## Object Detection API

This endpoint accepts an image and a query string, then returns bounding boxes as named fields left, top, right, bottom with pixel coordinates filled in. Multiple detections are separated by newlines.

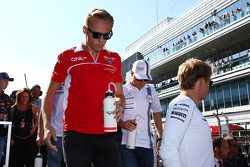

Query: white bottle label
left=103, top=96, right=117, bottom=132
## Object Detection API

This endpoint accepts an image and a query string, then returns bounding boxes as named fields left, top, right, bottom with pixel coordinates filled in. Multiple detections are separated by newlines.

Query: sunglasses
left=135, top=78, right=148, bottom=82
left=87, top=28, right=113, bottom=40
left=209, top=80, right=213, bottom=87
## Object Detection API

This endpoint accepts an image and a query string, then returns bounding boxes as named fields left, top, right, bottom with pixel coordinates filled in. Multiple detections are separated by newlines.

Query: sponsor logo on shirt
left=104, top=56, right=115, bottom=64
left=178, top=103, right=190, bottom=108
left=71, top=56, right=87, bottom=62
left=173, top=107, right=188, bottom=112
left=170, top=116, right=184, bottom=122
left=202, top=118, right=207, bottom=122
left=171, top=111, right=187, bottom=118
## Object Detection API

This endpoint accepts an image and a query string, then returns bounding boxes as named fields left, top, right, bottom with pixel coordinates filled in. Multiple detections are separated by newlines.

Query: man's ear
left=83, top=26, right=87, bottom=35
left=130, top=70, right=133, bottom=76
left=214, top=146, right=220, bottom=154
left=195, top=78, right=202, bottom=88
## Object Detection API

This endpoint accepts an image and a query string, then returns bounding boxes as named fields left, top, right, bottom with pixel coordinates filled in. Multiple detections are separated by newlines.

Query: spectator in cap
left=0, top=72, right=14, bottom=163
left=0, top=72, right=14, bottom=82
left=119, top=59, right=163, bottom=167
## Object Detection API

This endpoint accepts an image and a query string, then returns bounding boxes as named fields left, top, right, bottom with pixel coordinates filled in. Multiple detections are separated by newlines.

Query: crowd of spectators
left=156, top=48, right=250, bottom=94
left=146, top=1, right=250, bottom=65
left=170, top=5, right=249, bottom=52
left=0, top=72, right=48, bottom=167
left=213, top=135, right=249, bottom=167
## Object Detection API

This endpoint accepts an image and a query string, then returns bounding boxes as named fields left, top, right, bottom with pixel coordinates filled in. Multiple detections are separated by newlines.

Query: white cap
left=132, top=60, right=152, bottom=80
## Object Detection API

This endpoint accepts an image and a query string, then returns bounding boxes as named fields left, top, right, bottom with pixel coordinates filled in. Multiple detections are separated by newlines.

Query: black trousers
left=9, top=134, right=37, bottom=167
left=63, top=131, right=122, bottom=167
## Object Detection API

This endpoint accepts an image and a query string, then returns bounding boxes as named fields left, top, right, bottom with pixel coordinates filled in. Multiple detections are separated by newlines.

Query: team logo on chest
left=104, top=56, right=115, bottom=64
left=127, top=91, right=133, bottom=97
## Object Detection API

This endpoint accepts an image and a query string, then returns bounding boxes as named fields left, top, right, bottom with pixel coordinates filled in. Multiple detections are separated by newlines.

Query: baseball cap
left=132, top=60, right=152, bottom=81
left=0, top=72, right=14, bottom=81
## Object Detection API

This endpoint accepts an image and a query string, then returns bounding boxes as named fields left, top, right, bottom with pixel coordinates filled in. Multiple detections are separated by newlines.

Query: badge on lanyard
left=20, top=118, right=25, bottom=128
left=146, top=95, right=153, bottom=103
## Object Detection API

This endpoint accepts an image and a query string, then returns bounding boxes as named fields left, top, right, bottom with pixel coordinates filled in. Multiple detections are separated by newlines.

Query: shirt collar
left=127, top=82, right=149, bottom=91
left=74, top=43, right=84, bottom=53
left=74, top=43, right=108, bottom=53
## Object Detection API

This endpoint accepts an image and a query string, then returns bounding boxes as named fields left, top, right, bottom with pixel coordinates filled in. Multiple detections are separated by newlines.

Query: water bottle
left=34, top=153, right=43, bottom=167
left=34, top=147, right=43, bottom=167
left=103, top=85, right=117, bottom=132
left=126, top=129, right=137, bottom=149
left=126, top=116, right=140, bottom=149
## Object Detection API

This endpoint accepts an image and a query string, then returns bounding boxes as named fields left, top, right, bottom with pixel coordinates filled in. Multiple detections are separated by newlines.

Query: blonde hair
left=177, top=58, right=212, bottom=90
left=85, top=8, right=114, bottom=28
left=15, top=88, right=33, bottom=106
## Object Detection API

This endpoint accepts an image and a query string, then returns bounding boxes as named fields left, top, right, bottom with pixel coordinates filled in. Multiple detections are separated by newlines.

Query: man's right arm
left=42, top=80, right=61, bottom=151
left=160, top=99, right=194, bottom=167
left=36, top=111, right=44, bottom=146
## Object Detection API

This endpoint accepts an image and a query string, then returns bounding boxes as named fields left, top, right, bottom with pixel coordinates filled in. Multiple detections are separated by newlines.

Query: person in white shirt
left=160, top=58, right=214, bottom=167
left=119, top=60, right=163, bottom=167
left=32, top=84, right=47, bottom=167
left=31, top=84, right=42, bottom=114
left=47, top=84, right=65, bottom=167
left=37, top=84, right=65, bottom=167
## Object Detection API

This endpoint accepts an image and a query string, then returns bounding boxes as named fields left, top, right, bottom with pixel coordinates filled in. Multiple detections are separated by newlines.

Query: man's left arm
left=152, top=112, right=163, bottom=165
left=152, top=112, right=163, bottom=140
left=151, top=86, right=163, bottom=139
left=151, top=86, right=163, bottom=155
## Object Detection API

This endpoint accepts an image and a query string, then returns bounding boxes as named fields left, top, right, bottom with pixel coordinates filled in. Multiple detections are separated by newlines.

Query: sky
left=0, top=0, right=201, bottom=95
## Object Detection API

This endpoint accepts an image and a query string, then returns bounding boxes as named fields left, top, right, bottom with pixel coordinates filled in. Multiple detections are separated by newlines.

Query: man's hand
left=30, top=126, right=36, bottom=136
left=36, top=134, right=44, bottom=147
left=113, top=100, right=123, bottom=122
left=156, top=138, right=162, bottom=155
left=118, top=119, right=137, bottom=132
left=44, top=127, right=58, bottom=152
left=36, top=128, right=44, bottom=147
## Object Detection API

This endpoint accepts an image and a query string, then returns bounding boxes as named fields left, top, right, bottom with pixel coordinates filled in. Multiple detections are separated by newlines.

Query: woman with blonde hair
left=10, top=88, right=38, bottom=167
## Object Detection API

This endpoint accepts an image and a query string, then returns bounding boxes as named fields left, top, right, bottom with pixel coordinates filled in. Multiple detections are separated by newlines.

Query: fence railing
left=0, top=121, right=12, bottom=167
